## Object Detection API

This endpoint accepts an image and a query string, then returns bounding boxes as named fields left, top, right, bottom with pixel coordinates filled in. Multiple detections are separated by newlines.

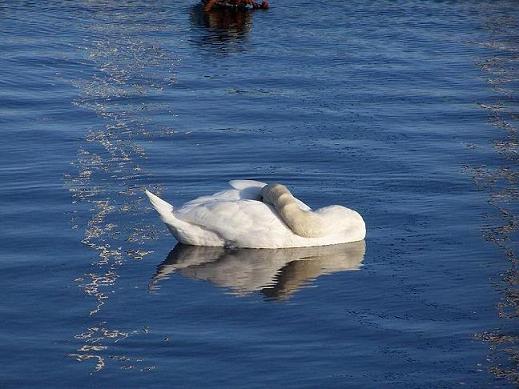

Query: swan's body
left=145, top=180, right=365, bottom=249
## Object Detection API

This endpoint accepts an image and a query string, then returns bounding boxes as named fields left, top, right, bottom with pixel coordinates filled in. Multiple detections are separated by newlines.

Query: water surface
left=1, top=1, right=518, bottom=387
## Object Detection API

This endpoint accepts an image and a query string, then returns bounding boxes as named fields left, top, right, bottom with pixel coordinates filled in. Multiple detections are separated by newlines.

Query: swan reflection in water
left=150, top=241, right=366, bottom=300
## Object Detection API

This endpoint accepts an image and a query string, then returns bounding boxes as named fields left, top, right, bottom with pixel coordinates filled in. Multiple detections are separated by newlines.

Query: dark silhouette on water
left=202, top=0, right=269, bottom=12
left=190, top=0, right=267, bottom=51
left=190, top=3, right=253, bottom=44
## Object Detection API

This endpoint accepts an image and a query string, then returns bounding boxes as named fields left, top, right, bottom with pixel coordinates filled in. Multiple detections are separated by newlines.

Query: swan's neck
left=260, top=183, right=326, bottom=238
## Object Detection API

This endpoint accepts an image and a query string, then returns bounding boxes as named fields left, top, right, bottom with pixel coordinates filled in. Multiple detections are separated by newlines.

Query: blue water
left=1, top=1, right=518, bottom=387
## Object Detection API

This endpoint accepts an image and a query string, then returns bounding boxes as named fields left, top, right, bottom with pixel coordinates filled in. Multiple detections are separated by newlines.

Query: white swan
left=145, top=180, right=366, bottom=249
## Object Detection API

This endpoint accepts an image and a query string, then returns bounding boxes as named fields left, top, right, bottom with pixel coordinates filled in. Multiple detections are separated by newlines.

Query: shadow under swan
left=150, top=241, right=366, bottom=300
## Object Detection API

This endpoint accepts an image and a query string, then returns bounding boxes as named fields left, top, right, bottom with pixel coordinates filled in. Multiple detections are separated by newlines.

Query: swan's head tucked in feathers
left=260, top=183, right=328, bottom=238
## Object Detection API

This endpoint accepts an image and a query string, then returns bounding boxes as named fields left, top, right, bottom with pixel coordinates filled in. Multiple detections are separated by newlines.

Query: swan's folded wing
left=228, top=179, right=267, bottom=190
left=181, top=181, right=266, bottom=211
left=176, top=200, right=289, bottom=246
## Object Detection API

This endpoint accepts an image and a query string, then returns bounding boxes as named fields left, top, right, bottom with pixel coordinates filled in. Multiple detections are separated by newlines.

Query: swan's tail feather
left=145, top=189, right=224, bottom=246
left=145, top=190, right=174, bottom=221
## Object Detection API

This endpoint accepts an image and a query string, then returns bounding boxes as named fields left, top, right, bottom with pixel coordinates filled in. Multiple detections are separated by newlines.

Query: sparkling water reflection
left=65, top=1, right=178, bottom=371
left=469, top=5, right=519, bottom=384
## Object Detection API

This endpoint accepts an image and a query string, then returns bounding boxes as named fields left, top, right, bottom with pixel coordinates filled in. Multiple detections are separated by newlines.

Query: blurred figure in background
left=203, top=0, right=269, bottom=12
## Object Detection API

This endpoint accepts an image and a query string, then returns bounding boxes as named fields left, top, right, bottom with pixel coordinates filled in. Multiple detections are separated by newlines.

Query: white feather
left=146, top=181, right=366, bottom=248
